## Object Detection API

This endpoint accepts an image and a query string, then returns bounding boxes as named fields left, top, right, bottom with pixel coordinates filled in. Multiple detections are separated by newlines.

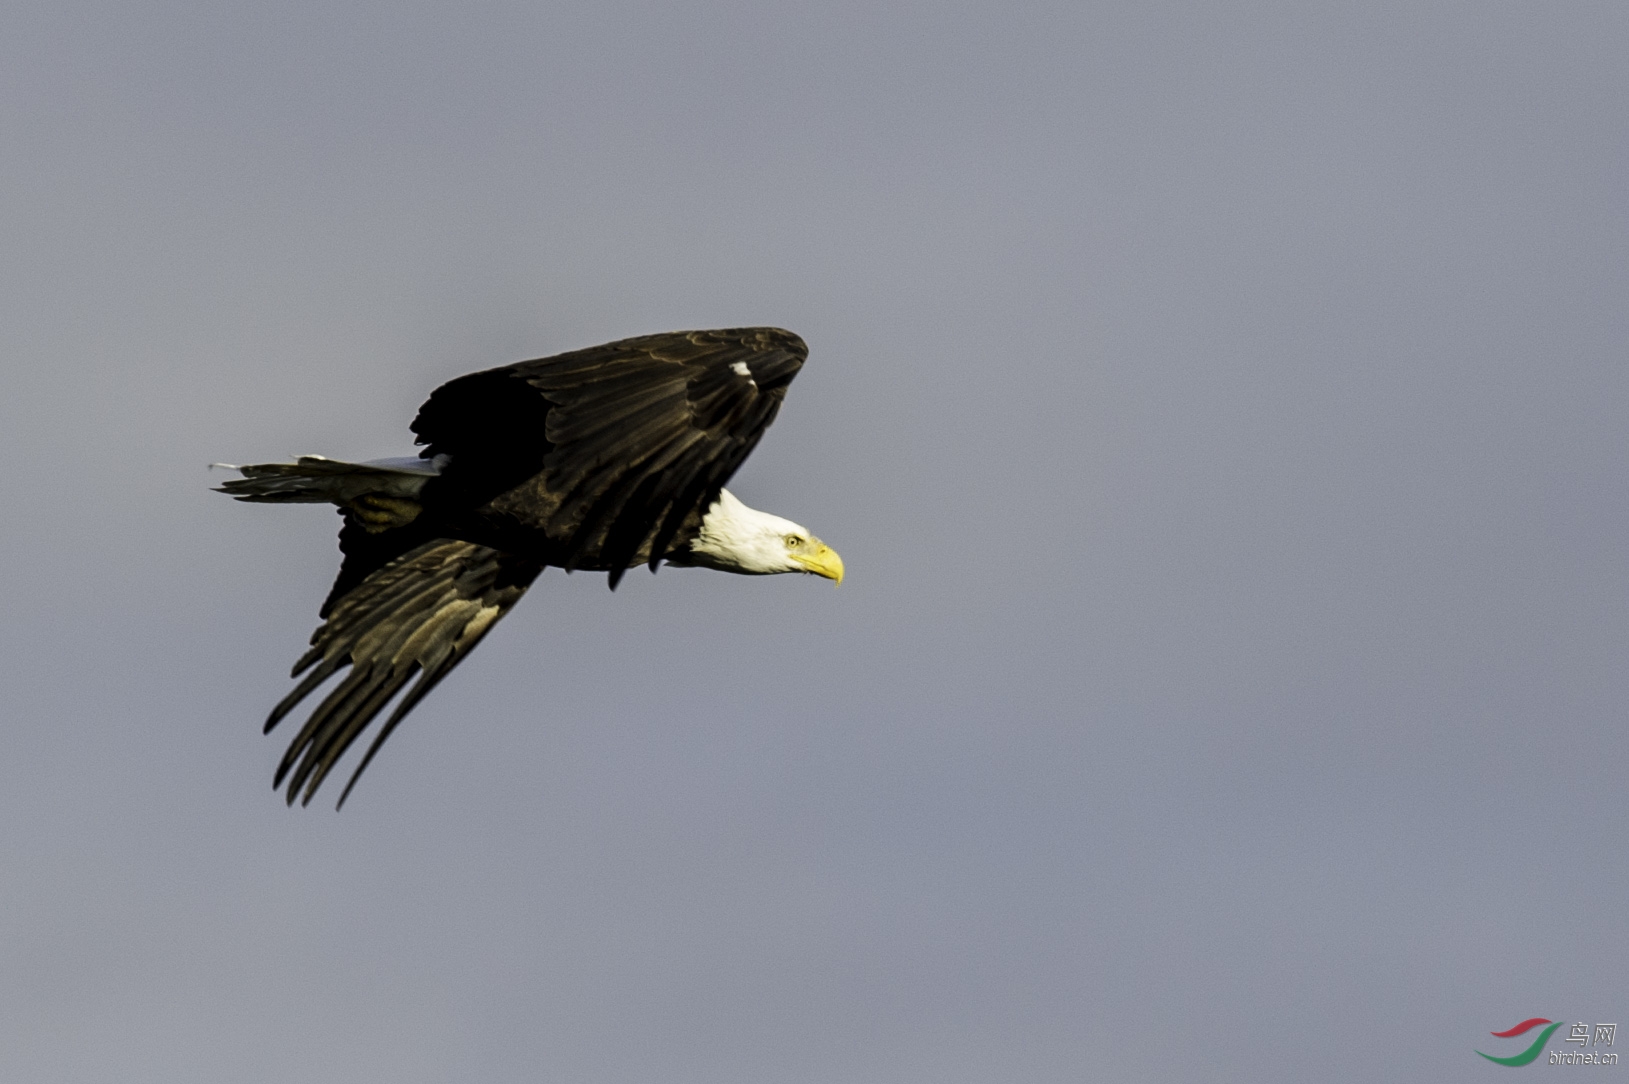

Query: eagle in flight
left=218, top=327, right=842, bottom=808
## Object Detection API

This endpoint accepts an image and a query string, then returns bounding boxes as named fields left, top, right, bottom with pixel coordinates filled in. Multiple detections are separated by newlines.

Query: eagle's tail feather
left=213, top=455, right=446, bottom=533
left=265, top=539, right=542, bottom=808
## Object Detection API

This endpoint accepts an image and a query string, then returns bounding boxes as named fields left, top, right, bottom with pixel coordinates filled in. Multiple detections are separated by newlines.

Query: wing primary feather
left=275, top=663, right=380, bottom=791
left=261, top=540, right=541, bottom=806
left=286, top=667, right=391, bottom=802
left=333, top=602, right=508, bottom=809
left=265, top=656, right=346, bottom=733
left=293, top=654, right=424, bottom=801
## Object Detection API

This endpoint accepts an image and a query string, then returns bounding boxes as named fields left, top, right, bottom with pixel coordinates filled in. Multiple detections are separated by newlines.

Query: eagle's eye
left=785, top=535, right=801, bottom=549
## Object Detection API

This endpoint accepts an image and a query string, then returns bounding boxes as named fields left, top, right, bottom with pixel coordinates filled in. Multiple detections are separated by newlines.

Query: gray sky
left=2, top=1, right=1625, bottom=1080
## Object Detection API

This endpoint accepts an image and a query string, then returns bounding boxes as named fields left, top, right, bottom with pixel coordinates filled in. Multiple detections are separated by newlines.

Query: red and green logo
left=1477, top=1019, right=1562, bottom=1066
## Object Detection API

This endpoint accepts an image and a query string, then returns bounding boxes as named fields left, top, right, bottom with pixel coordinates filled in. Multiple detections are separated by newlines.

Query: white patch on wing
left=730, top=361, right=753, bottom=379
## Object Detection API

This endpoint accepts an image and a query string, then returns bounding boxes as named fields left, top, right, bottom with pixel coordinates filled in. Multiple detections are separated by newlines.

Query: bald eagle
left=218, top=327, right=842, bottom=807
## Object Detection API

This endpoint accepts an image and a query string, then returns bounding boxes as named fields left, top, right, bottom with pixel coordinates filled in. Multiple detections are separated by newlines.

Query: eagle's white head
left=682, top=489, right=844, bottom=583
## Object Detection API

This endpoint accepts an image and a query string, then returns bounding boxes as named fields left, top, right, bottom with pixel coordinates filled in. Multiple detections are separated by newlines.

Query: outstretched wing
left=266, top=539, right=542, bottom=807
left=412, top=327, right=807, bottom=587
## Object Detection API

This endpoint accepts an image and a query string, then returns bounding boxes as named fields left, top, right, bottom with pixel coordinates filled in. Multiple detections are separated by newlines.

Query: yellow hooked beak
left=792, top=542, right=844, bottom=586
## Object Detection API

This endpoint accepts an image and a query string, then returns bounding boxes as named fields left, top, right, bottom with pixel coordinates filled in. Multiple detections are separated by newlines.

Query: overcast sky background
left=2, top=2, right=1625, bottom=1081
